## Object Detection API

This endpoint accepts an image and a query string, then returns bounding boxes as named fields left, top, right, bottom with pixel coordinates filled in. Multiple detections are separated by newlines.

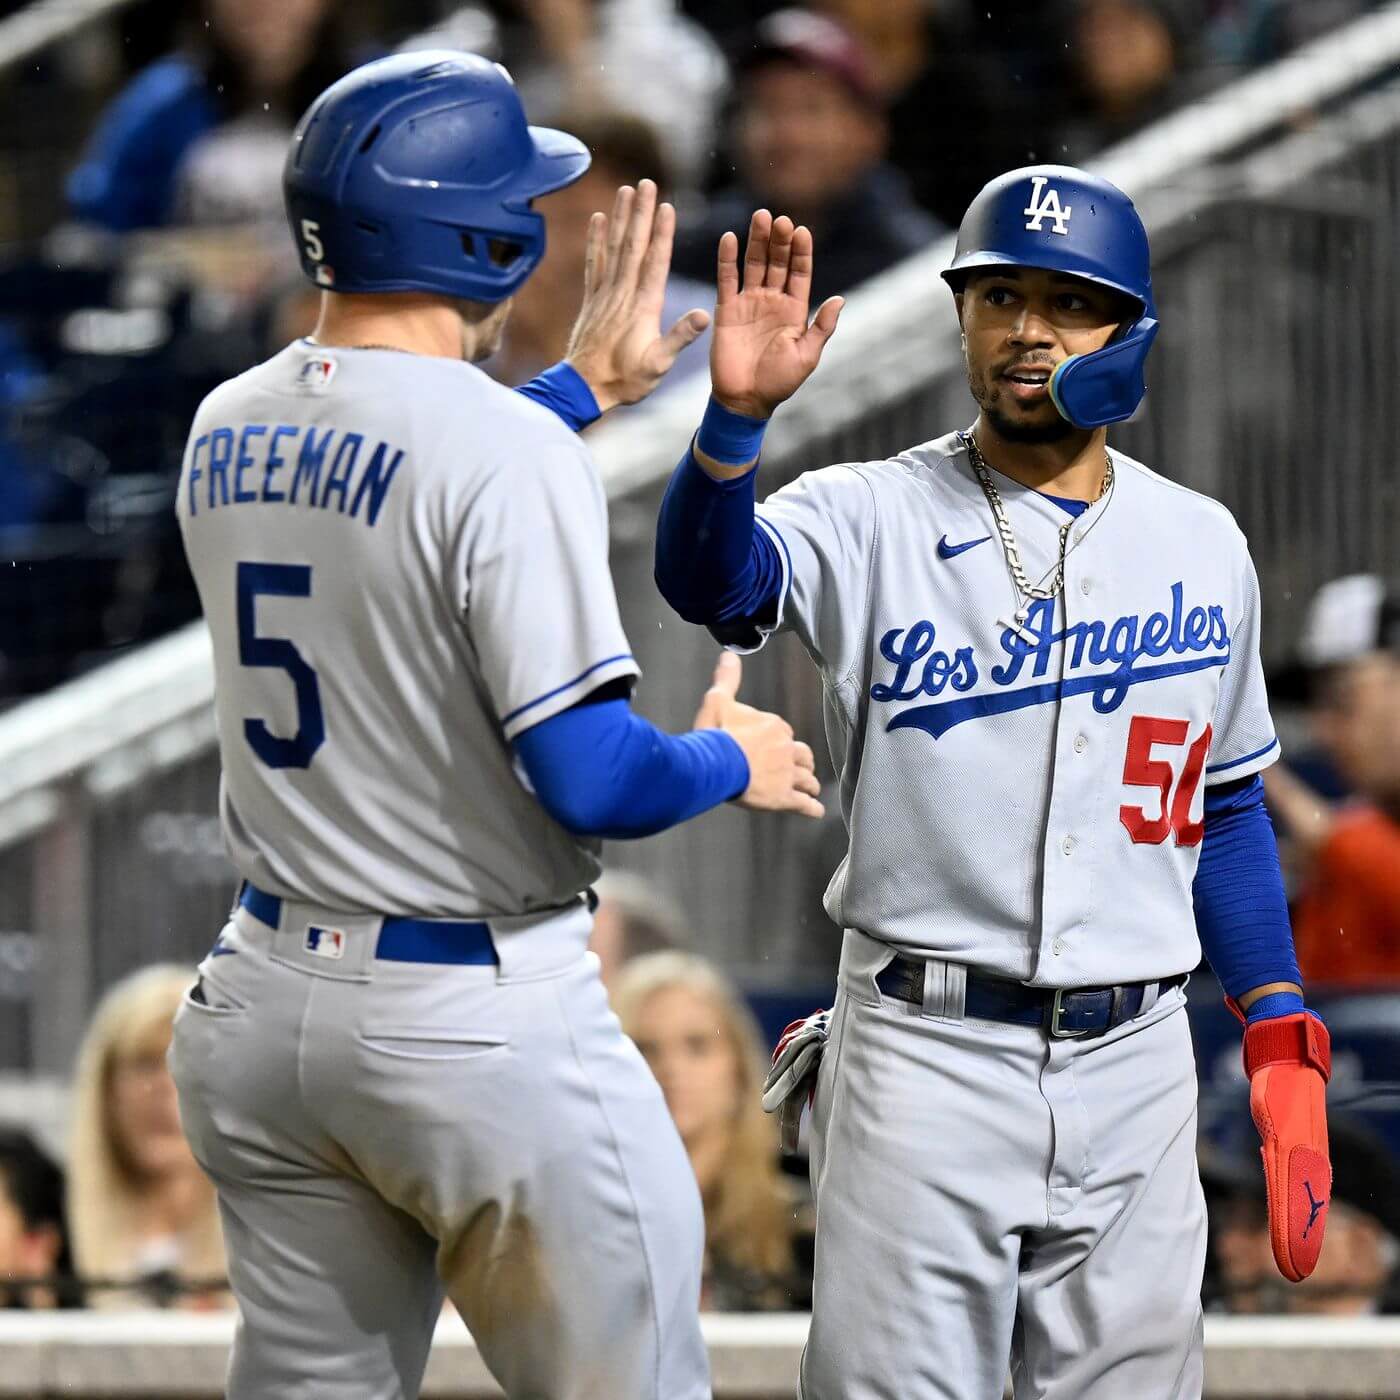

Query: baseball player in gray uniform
left=654, top=167, right=1333, bottom=1398
left=169, top=53, right=822, bottom=1400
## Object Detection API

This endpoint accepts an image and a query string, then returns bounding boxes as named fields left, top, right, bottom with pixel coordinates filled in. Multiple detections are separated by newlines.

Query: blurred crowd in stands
left=1, top=0, right=1398, bottom=1328
left=0, top=0, right=1389, bottom=700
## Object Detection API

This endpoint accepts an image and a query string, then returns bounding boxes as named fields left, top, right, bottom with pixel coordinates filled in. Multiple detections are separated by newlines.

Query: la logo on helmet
left=1024, top=176, right=1072, bottom=236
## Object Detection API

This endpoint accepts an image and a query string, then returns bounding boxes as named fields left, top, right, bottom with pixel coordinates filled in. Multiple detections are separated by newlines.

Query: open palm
left=565, top=179, right=710, bottom=413
left=711, top=211, right=844, bottom=420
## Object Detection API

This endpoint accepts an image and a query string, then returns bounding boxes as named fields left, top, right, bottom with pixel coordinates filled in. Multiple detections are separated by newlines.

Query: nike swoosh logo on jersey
left=937, top=534, right=991, bottom=559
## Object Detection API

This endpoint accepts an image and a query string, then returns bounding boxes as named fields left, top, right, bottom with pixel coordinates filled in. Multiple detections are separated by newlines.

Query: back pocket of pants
left=184, top=975, right=246, bottom=1016
left=357, top=1028, right=509, bottom=1062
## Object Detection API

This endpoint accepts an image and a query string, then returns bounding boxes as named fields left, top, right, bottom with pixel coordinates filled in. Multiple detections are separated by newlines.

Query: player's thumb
left=803, top=296, right=845, bottom=353
left=659, top=308, right=711, bottom=364
left=709, top=650, right=742, bottom=700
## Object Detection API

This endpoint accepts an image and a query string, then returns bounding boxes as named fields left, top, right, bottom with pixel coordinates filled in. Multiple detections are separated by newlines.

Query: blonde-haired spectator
left=613, top=952, right=813, bottom=1311
left=68, top=965, right=226, bottom=1308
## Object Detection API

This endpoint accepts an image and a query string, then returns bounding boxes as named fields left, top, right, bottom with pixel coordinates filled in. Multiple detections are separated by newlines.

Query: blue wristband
left=516, top=361, right=602, bottom=432
left=1245, top=990, right=1306, bottom=1022
left=695, top=395, right=769, bottom=466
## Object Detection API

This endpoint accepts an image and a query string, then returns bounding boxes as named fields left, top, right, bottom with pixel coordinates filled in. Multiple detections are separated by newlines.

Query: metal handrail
left=0, top=0, right=139, bottom=77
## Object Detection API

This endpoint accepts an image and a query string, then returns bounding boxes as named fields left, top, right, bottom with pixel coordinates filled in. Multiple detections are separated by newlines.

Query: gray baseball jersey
left=736, top=430, right=1277, bottom=985
left=176, top=340, right=640, bottom=917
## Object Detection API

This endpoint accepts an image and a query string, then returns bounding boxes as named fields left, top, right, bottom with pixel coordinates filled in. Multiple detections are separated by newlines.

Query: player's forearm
left=1192, top=777, right=1305, bottom=1009
left=513, top=698, right=748, bottom=839
left=654, top=445, right=784, bottom=627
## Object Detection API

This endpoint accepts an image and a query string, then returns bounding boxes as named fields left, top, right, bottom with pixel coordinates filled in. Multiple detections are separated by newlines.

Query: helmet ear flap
left=1048, top=318, right=1159, bottom=429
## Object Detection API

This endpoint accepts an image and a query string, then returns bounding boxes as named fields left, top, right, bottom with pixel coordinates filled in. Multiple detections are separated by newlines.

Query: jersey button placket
left=1030, top=504, right=1096, bottom=986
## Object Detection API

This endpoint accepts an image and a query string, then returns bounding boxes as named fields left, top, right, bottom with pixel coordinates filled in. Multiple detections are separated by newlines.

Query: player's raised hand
left=565, top=178, right=711, bottom=413
left=694, top=652, right=824, bottom=819
left=710, top=211, right=844, bottom=420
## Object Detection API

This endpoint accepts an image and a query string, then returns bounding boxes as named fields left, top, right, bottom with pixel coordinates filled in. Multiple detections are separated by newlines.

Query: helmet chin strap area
left=1048, top=317, right=1159, bottom=430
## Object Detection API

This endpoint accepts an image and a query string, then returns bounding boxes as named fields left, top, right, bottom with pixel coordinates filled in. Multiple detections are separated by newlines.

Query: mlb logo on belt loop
left=304, top=926, right=346, bottom=959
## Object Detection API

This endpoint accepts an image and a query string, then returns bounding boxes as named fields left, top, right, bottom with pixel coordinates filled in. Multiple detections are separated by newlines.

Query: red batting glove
left=1230, top=1000, right=1332, bottom=1281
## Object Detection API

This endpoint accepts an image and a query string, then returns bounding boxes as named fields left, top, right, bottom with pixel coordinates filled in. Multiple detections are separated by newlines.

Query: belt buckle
left=1049, top=987, right=1091, bottom=1039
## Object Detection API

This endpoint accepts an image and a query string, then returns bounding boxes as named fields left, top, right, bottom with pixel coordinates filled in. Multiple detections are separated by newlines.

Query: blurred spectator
left=68, top=965, right=226, bottom=1309
left=1203, top=0, right=1382, bottom=68
left=588, top=870, right=691, bottom=994
left=66, top=0, right=363, bottom=235
left=672, top=10, right=944, bottom=305
left=1053, top=0, right=1202, bottom=162
left=0, top=1129, right=74, bottom=1309
left=812, top=0, right=1051, bottom=227
left=613, top=952, right=813, bottom=1311
left=489, top=109, right=711, bottom=393
left=423, top=0, right=729, bottom=191
left=1264, top=576, right=1400, bottom=987
left=1207, top=1119, right=1400, bottom=1314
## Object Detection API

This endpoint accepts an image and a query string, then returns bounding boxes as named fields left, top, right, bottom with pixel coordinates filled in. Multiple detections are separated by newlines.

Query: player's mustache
left=998, top=357, right=1058, bottom=376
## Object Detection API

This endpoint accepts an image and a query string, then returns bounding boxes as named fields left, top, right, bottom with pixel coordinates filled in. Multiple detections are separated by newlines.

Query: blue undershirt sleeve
left=1192, top=775, right=1303, bottom=1003
left=654, top=447, right=784, bottom=631
left=512, top=697, right=749, bottom=840
left=514, top=361, right=602, bottom=433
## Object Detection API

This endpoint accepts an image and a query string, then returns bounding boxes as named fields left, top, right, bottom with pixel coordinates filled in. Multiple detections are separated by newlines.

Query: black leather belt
left=874, top=955, right=1187, bottom=1039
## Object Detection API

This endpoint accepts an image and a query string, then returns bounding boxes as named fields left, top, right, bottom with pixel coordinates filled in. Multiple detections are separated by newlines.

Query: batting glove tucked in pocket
left=762, top=1008, right=831, bottom=1155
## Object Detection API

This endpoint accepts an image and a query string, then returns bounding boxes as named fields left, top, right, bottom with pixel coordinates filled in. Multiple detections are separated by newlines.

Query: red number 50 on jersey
left=1119, top=715, right=1213, bottom=847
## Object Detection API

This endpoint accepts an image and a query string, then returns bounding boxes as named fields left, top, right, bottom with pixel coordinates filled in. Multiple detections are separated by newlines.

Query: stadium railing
left=1, top=8, right=1399, bottom=1070
left=0, top=0, right=138, bottom=76
left=1, top=1312, right=1398, bottom=1398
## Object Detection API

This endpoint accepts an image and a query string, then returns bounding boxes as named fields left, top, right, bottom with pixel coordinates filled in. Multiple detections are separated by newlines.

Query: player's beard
left=969, top=367, right=1076, bottom=444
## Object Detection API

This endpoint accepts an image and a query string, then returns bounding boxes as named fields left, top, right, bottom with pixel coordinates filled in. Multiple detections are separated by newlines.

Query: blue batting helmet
left=941, top=165, right=1158, bottom=429
left=283, top=51, right=590, bottom=302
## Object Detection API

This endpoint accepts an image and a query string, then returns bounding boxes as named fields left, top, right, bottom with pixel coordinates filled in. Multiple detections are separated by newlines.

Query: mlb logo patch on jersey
left=297, top=353, right=338, bottom=392
left=314, top=264, right=335, bottom=288
left=304, top=925, right=346, bottom=959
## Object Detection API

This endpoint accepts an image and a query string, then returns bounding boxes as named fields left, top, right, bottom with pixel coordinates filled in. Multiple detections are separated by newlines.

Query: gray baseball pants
left=170, top=898, right=710, bottom=1400
left=800, top=929, right=1206, bottom=1400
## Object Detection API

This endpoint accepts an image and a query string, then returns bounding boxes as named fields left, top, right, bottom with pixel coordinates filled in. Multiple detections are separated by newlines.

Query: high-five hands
left=694, top=652, right=824, bottom=819
left=565, top=178, right=710, bottom=412
left=710, top=211, right=845, bottom=420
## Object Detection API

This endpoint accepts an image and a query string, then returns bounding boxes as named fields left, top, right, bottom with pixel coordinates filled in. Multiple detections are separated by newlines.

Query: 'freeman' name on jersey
left=184, top=422, right=405, bottom=527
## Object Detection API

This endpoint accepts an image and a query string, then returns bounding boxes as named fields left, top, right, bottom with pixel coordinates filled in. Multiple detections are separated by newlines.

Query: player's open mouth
left=1001, top=367, right=1053, bottom=402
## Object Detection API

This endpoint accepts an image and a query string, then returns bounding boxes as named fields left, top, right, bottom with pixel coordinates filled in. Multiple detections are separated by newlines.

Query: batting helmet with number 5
left=283, top=51, right=590, bottom=303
